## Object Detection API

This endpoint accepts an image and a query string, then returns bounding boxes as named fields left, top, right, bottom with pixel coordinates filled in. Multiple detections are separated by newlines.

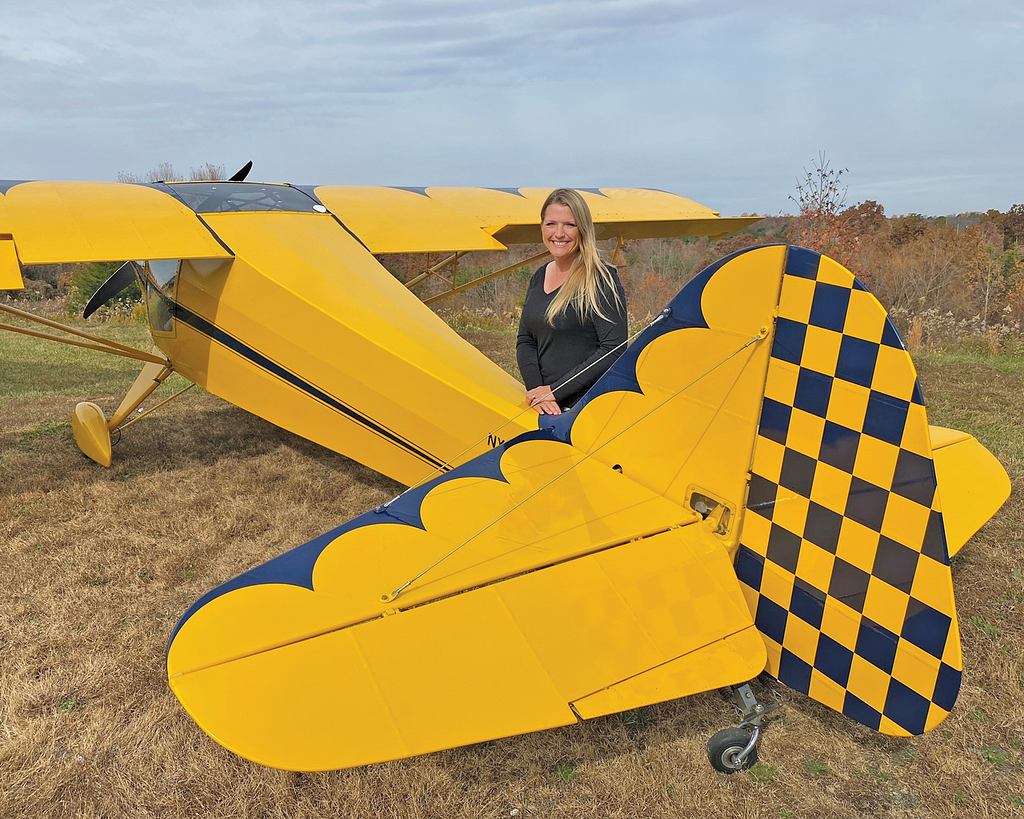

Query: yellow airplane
left=0, top=178, right=1009, bottom=773
left=0, top=174, right=756, bottom=485
left=165, top=246, right=1007, bottom=774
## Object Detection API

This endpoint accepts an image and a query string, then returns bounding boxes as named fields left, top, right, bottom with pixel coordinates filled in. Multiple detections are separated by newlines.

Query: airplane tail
left=552, top=244, right=1009, bottom=735
left=734, top=247, right=969, bottom=735
left=164, top=244, right=1009, bottom=770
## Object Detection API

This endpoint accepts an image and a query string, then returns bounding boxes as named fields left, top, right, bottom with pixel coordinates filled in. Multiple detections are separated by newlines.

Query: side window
left=150, top=260, right=179, bottom=294
left=141, top=261, right=179, bottom=334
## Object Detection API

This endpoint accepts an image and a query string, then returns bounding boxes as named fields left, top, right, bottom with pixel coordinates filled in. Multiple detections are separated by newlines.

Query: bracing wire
left=378, top=308, right=672, bottom=511
left=382, top=325, right=768, bottom=602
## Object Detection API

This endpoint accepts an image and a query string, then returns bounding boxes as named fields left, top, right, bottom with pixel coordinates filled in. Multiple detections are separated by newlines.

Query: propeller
left=83, top=261, right=138, bottom=319
left=229, top=160, right=253, bottom=182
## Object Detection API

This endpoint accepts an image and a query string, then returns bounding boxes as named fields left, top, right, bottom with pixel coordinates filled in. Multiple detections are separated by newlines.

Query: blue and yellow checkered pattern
left=735, top=247, right=962, bottom=736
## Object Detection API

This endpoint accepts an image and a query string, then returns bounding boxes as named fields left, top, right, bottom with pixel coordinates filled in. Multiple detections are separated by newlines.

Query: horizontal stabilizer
left=170, top=523, right=760, bottom=771
left=929, top=426, right=1011, bottom=557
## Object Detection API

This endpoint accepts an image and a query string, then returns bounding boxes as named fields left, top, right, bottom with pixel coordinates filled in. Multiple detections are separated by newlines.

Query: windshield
left=168, top=182, right=322, bottom=214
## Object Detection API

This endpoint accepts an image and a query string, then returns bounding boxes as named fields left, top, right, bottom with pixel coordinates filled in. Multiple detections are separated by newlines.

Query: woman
left=517, top=188, right=627, bottom=415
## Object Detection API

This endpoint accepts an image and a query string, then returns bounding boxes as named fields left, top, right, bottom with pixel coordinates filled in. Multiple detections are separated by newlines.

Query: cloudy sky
left=1, top=1, right=1020, bottom=216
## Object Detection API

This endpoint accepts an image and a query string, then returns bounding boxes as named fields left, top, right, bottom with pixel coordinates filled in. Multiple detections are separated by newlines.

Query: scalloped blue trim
left=167, top=428, right=556, bottom=651
left=547, top=245, right=776, bottom=445
left=168, top=245, right=777, bottom=653
left=0, top=180, right=31, bottom=195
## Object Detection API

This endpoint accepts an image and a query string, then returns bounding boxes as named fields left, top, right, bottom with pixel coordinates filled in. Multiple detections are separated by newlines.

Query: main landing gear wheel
left=707, top=727, right=758, bottom=774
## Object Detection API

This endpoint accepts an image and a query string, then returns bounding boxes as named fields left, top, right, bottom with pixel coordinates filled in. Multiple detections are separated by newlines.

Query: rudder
left=736, top=247, right=962, bottom=736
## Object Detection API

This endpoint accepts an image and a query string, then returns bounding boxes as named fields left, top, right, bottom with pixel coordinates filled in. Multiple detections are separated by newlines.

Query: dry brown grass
left=2, top=327, right=1023, bottom=818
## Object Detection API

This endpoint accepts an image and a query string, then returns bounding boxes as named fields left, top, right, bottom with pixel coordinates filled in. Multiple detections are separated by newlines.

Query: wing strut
left=0, top=302, right=168, bottom=365
left=416, top=250, right=552, bottom=305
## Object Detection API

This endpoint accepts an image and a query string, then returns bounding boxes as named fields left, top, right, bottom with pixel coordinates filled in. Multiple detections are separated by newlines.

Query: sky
left=1, top=1, right=1021, bottom=217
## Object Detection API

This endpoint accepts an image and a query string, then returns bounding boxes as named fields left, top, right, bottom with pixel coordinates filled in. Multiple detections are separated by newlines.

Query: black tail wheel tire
left=707, top=727, right=757, bottom=774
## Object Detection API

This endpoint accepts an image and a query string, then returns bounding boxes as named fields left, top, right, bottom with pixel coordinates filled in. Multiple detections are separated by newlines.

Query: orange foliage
left=786, top=154, right=860, bottom=274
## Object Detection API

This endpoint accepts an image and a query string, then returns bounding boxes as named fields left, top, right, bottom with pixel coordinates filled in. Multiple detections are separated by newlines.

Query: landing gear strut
left=707, top=682, right=779, bottom=774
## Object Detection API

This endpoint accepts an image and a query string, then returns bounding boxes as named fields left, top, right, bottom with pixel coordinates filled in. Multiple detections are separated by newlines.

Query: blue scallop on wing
left=561, top=246, right=773, bottom=432
left=167, top=428, right=558, bottom=650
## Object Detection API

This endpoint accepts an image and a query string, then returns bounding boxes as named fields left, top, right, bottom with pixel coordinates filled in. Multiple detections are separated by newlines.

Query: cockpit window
left=144, top=278, right=174, bottom=334
left=150, top=259, right=179, bottom=291
left=137, top=260, right=178, bottom=334
left=168, top=182, right=322, bottom=214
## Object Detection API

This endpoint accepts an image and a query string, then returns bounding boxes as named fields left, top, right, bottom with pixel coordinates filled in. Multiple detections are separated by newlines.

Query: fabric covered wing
left=0, top=181, right=232, bottom=264
left=312, top=186, right=759, bottom=252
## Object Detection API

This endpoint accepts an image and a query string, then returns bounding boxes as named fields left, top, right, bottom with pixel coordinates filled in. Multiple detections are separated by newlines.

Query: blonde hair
left=541, top=188, right=622, bottom=325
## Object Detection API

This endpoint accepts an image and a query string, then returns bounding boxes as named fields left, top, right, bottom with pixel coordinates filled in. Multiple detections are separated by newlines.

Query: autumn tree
left=787, top=153, right=857, bottom=268
left=889, top=214, right=928, bottom=247
left=1003, top=204, right=1024, bottom=250
left=841, top=200, right=887, bottom=236
left=869, top=223, right=1006, bottom=320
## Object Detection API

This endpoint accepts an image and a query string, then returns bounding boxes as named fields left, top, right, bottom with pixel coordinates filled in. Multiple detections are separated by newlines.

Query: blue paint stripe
left=169, top=299, right=447, bottom=471
left=0, top=180, right=32, bottom=195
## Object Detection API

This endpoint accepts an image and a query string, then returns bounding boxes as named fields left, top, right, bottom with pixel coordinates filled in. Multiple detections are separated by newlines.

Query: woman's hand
left=527, top=385, right=561, bottom=415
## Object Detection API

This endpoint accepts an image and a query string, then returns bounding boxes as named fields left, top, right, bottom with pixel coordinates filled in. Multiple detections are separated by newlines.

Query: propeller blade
left=83, top=262, right=137, bottom=319
left=229, top=161, right=253, bottom=182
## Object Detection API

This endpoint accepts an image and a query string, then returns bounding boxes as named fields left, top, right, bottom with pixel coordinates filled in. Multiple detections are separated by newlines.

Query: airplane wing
left=0, top=180, right=233, bottom=266
left=312, top=185, right=761, bottom=252
left=0, top=180, right=756, bottom=265
left=168, top=245, right=1010, bottom=770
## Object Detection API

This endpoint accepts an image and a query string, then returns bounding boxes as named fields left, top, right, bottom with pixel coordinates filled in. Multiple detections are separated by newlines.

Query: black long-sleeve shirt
left=516, top=264, right=628, bottom=408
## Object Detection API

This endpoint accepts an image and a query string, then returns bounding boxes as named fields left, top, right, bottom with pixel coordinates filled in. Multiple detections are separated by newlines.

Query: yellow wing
left=0, top=180, right=232, bottom=265
left=315, top=185, right=760, bottom=251
left=167, top=434, right=765, bottom=771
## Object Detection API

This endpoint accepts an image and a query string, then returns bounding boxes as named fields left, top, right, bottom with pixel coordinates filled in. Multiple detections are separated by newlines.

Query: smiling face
left=541, top=202, right=580, bottom=262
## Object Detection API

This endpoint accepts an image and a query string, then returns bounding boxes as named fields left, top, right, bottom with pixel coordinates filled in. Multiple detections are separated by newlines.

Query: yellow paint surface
left=0, top=234, right=23, bottom=290
left=0, top=181, right=230, bottom=264
left=930, top=426, right=1011, bottom=556
left=170, top=525, right=754, bottom=770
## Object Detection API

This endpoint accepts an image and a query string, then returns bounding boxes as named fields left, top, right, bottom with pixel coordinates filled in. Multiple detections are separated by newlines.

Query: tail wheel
left=707, top=727, right=757, bottom=774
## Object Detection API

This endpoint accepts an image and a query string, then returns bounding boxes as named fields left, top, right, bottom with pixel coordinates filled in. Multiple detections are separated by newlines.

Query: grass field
left=1, top=321, right=1022, bottom=818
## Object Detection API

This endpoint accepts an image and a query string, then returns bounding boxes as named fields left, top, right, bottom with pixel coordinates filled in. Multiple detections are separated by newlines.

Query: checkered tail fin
left=735, top=247, right=962, bottom=736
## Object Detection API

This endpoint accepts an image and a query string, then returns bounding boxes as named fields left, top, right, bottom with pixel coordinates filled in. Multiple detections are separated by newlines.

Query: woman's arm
left=516, top=324, right=543, bottom=391
left=516, top=269, right=545, bottom=390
